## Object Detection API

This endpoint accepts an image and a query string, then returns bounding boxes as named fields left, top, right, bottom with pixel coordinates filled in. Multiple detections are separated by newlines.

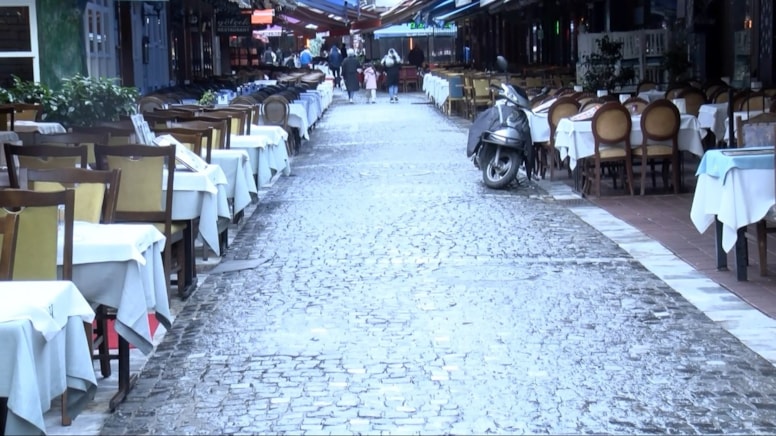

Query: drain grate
left=550, top=197, right=595, bottom=207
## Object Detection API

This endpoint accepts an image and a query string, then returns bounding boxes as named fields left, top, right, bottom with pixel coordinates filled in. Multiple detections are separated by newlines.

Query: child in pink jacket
left=363, top=63, right=378, bottom=104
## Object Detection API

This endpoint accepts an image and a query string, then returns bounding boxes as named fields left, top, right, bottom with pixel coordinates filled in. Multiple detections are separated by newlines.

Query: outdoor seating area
left=0, top=71, right=333, bottom=434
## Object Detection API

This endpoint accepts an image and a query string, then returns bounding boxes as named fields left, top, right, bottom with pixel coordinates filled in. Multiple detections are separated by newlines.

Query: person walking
left=381, top=48, right=402, bottom=103
left=362, top=62, right=378, bottom=104
left=327, top=45, right=344, bottom=88
left=340, top=48, right=361, bottom=103
left=299, top=46, right=313, bottom=68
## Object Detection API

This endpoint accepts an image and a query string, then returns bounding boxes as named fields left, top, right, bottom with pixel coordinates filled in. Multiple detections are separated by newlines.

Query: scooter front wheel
left=482, top=149, right=520, bottom=189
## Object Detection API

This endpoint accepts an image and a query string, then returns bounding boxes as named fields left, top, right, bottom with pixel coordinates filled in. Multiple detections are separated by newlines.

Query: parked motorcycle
left=467, top=57, right=535, bottom=189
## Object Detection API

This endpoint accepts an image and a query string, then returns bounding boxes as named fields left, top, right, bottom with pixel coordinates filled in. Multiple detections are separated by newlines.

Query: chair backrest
left=592, top=102, right=633, bottom=151
left=4, top=143, right=89, bottom=188
left=33, top=131, right=109, bottom=165
left=547, top=97, right=580, bottom=141
left=25, top=167, right=121, bottom=224
left=205, top=107, right=250, bottom=136
left=152, top=128, right=205, bottom=158
left=93, top=144, right=175, bottom=243
left=579, top=98, right=605, bottom=113
left=14, top=103, right=43, bottom=121
left=0, top=105, right=15, bottom=131
left=641, top=99, right=681, bottom=143
left=676, top=87, right=707, bottom=117
left=738, top=91, right=769, bottom=111
left=188, top=114, right=232, bottom=149
left=0, top=214, right=19, bottom=280
left=735, top=112, right=776, bottom=147
left=0, top=188, right=75, bottom=280
left=732, top=90, right=751, bottom=111
left=636, top=81, right=657, bottom=93
left=712, top=88, right=731, bottom=103
left=71, top=125, right=137, bottom=146
left=169, top=119, right=225, bottom=159
left=262, top=95, right=290, bottom=130
left=138, top=95, right=167, bottom=114
left=622, top=96, right=649, bottom=114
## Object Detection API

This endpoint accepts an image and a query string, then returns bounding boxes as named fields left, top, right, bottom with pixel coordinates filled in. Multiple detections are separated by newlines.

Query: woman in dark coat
left=381, top=48, right=402, bottom=103
left=340, top=48, right=361, bottom=103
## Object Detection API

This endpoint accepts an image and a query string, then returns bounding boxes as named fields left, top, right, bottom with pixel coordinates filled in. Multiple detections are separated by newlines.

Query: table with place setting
left=0, top=280, right=97, bottom=436
left=690, top=146, right=775, bottom=281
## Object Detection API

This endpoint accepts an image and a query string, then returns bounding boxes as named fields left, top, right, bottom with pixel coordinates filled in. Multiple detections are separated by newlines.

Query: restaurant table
left=521, top=109, right=551, bottom=143
left=210, top=149, right=257, bottom=215
left=231, top=127, right=291, bottom=188
left=12, top=121, right=66, bottom=134
left=0, top=281, right=96, bottom=436
left=165, top=164, right=230, bottom=257
left=60, top=221, right=170, bottom=409
left=637, top=89, right=666, bottom=102
left=697, top=103, right=767, bottom=141
left=554, top=113, right=707, bottom=170
left=690, top=146, right=775, bottom=281
left=316, top=82, right=333, bottom=110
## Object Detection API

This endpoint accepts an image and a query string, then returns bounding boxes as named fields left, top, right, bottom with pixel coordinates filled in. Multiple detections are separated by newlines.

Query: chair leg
left=640, top=155, right=648, bottom=196
left=625, top=160, right=635, bottom=196
left=757, top=220, right=768, bottom=276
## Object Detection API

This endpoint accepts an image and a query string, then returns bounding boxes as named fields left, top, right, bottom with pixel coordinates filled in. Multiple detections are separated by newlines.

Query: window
left=84, top=0, right=116, bottom=78
left=0, top=0, right=39, bottom=85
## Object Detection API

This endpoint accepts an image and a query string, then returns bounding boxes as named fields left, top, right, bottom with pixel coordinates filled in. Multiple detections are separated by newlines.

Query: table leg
left=0, top=397, right=7, bottom=435
left=108, top=335, right=137, bottom=412
left=715, top=218, right=728, bottom=271
left=735, top=227, right=748, bottom=281
left=177, top=219, right=197, bottom=299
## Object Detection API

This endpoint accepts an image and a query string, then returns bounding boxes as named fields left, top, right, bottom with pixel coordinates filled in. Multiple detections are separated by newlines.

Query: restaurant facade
left=0, top=0, right=773, bottom=92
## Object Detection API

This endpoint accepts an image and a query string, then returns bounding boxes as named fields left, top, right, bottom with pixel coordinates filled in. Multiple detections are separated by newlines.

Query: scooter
left=466, top=57, right=535, bottom=189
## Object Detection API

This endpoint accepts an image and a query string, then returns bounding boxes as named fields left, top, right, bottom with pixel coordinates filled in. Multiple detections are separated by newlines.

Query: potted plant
left=580, top=35, right=635, bottom=92
left=198, top=90, right=216, bottom=106
left=46, top=74, right=139, bottom=128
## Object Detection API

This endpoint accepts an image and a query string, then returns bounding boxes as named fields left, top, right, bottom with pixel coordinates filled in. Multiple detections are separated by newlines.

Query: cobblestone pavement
left=100, top=90, right=776, bottom=435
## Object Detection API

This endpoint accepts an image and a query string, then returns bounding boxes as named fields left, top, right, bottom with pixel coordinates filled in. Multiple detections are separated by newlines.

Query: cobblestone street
left=99, top=89, right=776, bottom=435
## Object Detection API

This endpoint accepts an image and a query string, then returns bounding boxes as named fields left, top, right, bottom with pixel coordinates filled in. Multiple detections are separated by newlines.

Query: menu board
left=153, top=134, right=209, bottom=172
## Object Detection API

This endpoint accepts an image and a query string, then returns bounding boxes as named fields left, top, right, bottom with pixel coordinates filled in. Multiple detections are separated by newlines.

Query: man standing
left=327, top=45, right=343, bottom=87
left=299, top=46, right=313, bottom=68
left=408, top=45, right=425, bottom=70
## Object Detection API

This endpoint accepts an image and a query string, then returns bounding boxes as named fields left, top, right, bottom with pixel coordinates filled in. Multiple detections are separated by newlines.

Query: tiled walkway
left=538, top=161, right=776, bottom=320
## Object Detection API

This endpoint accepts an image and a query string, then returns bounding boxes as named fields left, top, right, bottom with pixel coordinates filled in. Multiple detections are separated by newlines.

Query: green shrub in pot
left=46, top=74, right=139, bottom=127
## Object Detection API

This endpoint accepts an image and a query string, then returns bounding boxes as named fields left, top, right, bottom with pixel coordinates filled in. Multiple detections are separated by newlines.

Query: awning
left=373, top=22, right=456, bottom=38
left=434, top=0, right=479, bottom=23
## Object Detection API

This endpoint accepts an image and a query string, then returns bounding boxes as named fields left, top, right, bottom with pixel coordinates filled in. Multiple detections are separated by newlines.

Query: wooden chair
left=33, top=131, right=110, bottom=166
left=0, top=188, right=75, bottom=425
left=735, top=122, right=776, bottom=275
left=13, top=103, right=43, bottom=121
left=735, top=112, right=776, bottom=147
left=94, top=144, right=189, bottom=299
left=579, top=98, right=605, bottom=113
left=168, top=119, right=225, bottom=163
left=137, top=95, right=166, bottom=114
left=152, top=128, right=205, bottom=159
left=0, top=214, right=19, bottom=279
left=4, top=143, right=89, bottom=188
left=204, top=107, right=251, bottom=136
left=24, top=166, right=124, bottom=387
left=738, top=91, right=769, bottom=111
left=583, top=102, right=634, bottom=197
left=542, top=97, right=580, bottom=180
left=25, top=167, right=121, bottom=225
left=469, top=77, right=493, bottom=118
left=676, top=87, right=707, bottom=117
left=622, top=96, right=649, bottom=114
left=177, top=114, right=232, bottom=150
left=634, top=99, right=681, bottom=195
left=262, top=94, right=297, bottom=156
left=0, top=105, right=15, bottom=131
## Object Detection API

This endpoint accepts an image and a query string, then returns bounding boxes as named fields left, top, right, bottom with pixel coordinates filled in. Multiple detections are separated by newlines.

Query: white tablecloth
left=210, top=149, right=258, bottom=214
left=231, top=129, right=291, bottom=188
left=165, top=164, right=230, bottom=256
left=317, top=82, right=333, bottom=110
left=554, top=114, right=706, bottom=169
left=12, top=121, right=66, bottom=134
left=423, top=74, right=450, bottom=108
left=61, top=222, right=170, bottom=355
left=690, top=151, right=775, bottom=252
left=0, top=131, right=21, bottom=144
left=0, top=281, right=96, bottom=436
left=522, top=109, right=551, bottom=143
left=697, top=103, right=767, bottom=140
left=637, top=89, right=666, bottom=102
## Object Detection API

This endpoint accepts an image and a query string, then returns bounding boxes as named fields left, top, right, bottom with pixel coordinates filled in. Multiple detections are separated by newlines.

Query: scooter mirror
left=496, top=56, right=508, bottom=73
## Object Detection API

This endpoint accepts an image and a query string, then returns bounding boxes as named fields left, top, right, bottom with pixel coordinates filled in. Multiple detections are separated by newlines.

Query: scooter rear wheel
left=482, top=149, right=520, bottom=189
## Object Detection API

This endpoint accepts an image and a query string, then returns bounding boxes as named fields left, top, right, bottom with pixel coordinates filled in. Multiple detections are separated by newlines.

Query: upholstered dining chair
left=262, top=94, right=296, bottom=156
left=94, top=143, right=188, bottom=298
left=0, top=188, right=75, bottom=425
left=176, top=114, right=231, bottom=150
left=0, top=214, right=19, bottom=280
left=735, top=112, right=776, bottom=148
left=168, top=119, right=225, bottom=162
left=676, top=87, right=707, bottom=117
left=25, top=167, right=122, bottom=224
left=543, top=97, right=580, bottom=181
left=621, top=96, right=649, bottom=115
left=205, top=106, right=252, bottom=136
left=4, top=143, right=89, bottom=188
left=584, top=102, right=635, bottom=197
left=634, top=99, right=681, bottom=195
left=33, top=131, right=110, bottom=165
